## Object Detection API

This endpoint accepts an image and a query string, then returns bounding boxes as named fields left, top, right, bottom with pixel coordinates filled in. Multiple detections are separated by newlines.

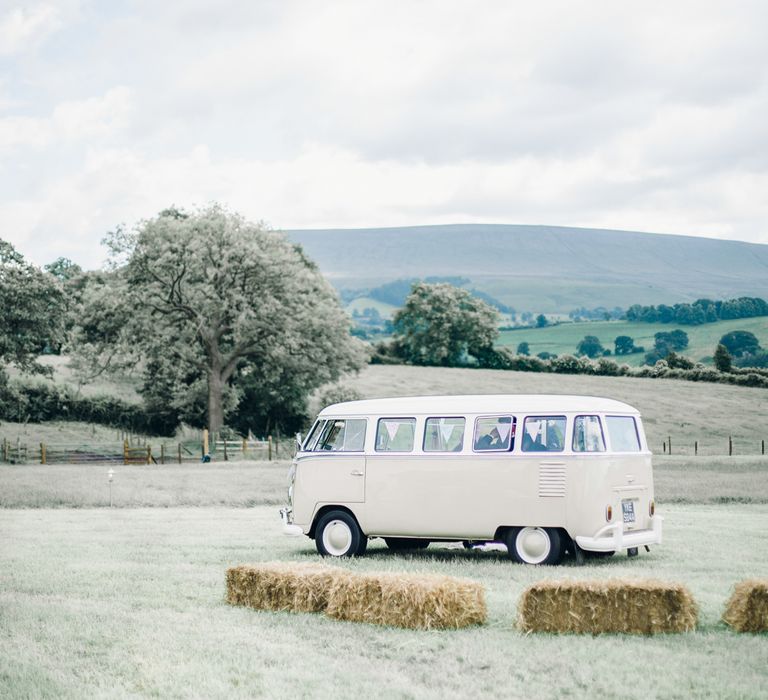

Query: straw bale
left=517, top=578, right=698, bottom=634
left=722, top=579, right=768, bottom=633
left=226, top=562, right=346, bottom=613
left=325, top=571, right=487, bottom=630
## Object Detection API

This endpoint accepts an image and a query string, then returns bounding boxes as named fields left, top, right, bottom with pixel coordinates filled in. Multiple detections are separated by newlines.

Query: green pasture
left=2, top=503, right=767, bottom=699
left=345, top=296, right=398, bottom=319
left=496, top=316, right=768, bottom=366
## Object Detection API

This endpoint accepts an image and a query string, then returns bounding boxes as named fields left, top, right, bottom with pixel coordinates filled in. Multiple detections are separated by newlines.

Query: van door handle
left=350, top=470, right=364, bottom=476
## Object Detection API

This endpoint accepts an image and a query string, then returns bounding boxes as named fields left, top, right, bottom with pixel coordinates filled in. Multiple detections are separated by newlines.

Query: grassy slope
left=2, top=504, right=767, bottom=699
left=348, top=365, right=768, bottom=456
left=497, top=316, right=768, bottom=366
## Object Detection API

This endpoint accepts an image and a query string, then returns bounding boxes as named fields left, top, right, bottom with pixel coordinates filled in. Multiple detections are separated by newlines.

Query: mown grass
left=496, top=316, right=768, bottom=366
left=349, top=365, right=768, bottom=456
left=1, top=504, right=767, bottom=699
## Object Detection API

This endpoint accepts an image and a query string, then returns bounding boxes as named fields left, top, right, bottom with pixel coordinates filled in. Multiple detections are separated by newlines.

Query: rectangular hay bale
left=325, top=571, right=487, bottom=630
left=518, top=578, right=698, bottom=634
left=226, top=562, right=346, bottom=613
left=722, top=579, right=768, bottom=633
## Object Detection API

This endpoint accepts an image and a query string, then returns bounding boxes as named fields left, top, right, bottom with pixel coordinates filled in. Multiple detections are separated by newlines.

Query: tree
left=516, top=342, right=530, bottom=356
left=576, top=335, right=604, bottom=359
left=713, top=344, right=732, bottom=372
left=614, top=335, right=636, bottom=355
left=535, top=314, right=548, bottom=328
left=393, top=282, right=499, bottom=366
left=71, top=205, right=367, bottom=433
left=719, top=330, right=761, bottom=358
left=0, top=240, right=64, bottom=375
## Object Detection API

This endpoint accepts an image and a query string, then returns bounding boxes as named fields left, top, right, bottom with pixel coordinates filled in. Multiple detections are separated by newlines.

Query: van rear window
left=376, top=418, right=416, bottom=452
left=605, top=416, right=641, bottom=452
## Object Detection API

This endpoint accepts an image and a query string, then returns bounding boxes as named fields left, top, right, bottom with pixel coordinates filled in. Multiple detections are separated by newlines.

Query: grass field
left=496, top=316, right=768, bottom=366
left=2, top=504, right=767, bottom=699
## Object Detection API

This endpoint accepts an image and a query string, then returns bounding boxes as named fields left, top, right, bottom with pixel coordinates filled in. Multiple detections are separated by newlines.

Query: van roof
left=319, top=394, right=640, bottom=417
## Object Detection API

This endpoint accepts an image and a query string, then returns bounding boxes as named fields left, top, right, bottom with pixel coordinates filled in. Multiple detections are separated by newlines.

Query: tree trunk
left=207, top=364, right=225, bottom=435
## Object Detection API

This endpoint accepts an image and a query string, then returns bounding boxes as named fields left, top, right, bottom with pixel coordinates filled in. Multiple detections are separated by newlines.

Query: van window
left=376, top=418, right=416, bottom=452
left=573, top=415, right=606, bottom=452
left=522, top=416, right=566, bottom=452
left=424, top=417, right=465, bottom=452
left=605, top=416, right=640, bottom=452
left=303, top=419, right=325, bottom=451
left=314, top=419, right=367, bottom=452
left=473, top=416, right=516, bottom=451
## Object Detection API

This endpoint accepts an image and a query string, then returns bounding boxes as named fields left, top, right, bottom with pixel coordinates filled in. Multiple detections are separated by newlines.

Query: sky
left=1, top=0, right=767, bottom=269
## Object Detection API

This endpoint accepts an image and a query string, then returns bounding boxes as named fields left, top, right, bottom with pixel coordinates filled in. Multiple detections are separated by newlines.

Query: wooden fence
left=0, top=434, right=284, bottom=465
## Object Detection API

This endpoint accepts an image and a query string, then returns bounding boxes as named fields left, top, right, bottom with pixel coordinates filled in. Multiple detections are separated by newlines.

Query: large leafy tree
left=0, top=240, right=64, bottom=375
left=393, top=282, right=498, bottom=366
left=719, top=330, right=761, bottom=358
left=71, top=205, right=367, bottom=433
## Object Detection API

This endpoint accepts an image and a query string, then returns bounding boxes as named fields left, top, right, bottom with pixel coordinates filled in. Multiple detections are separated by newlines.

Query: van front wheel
left=315, top=511, right=365, bottom=557
left=506, top=526, right=562, bottom=565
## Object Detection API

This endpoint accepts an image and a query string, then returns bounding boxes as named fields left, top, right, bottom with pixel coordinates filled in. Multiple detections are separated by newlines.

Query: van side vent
left=538, top=463, right=566, bottom=498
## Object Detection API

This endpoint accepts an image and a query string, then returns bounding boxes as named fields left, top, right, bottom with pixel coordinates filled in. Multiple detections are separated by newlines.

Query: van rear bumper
left=576, top=515, right=663, bottom=552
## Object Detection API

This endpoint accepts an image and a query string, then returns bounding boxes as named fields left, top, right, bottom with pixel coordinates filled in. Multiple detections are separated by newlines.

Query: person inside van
left=475, top=427, right=503, bottom=450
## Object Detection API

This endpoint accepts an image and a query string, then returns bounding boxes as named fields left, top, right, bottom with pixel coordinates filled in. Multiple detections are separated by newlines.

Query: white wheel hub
left=322, top=519, right=353, bottom=556
left=515, top=527, right=551, bottom=564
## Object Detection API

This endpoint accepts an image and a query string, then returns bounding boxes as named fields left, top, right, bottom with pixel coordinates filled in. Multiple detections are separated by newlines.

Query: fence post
left=160, top=444, right=165, bottom=465
left=268, top=435, right=272, bottom=461
left=662, top=441, right=666, bottom=454
left=178, top=443, right=182, bottom=464
left=694, top=440, right=698, bottom=456
left=242, top=437, right=247, bottom=455
left=223, top=439, right=228, bottom=462
left=123, top=439, right=129, bottom=465
left=203, top=429, right=209, bottom=458
left=763, top=439, right=765, bottom=456
left=729, top=436, right=733, bottom=456
left=668, top=436, right=672, bottom=456
left=146, top=446, right=151, bottom=464
left=40, top=442, right=46, bottom=464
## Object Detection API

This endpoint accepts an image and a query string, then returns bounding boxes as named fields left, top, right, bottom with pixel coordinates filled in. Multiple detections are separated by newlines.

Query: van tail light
left=649, top=500, right=655, bottom=517
left=606, top=505, right=613, bottom=522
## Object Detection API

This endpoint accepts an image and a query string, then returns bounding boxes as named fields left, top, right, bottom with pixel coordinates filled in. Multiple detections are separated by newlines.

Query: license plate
left=622, top=500, right=636, bottom=523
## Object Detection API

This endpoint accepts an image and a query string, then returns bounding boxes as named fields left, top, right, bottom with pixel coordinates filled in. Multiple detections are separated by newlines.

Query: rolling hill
left=287, top=224, right=768, bottom=314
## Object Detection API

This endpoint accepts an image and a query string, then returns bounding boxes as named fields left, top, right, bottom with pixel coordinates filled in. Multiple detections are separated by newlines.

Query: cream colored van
left=279, top=395, right=663, bottom=564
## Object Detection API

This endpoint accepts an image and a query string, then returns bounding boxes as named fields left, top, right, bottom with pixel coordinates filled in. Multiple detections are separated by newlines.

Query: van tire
left=506, top=526, right=562, bottom=565
left=384, top=538, right=430, bottom=551
left=315, top=510, right=365, bottom=557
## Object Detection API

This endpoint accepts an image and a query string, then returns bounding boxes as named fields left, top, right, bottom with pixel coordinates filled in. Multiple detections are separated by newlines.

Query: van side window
left=424, top=417, right=465, bottom=452
left=573, top=415, right=606, bottom=452
left=605, top=416, right=641, bottom=452
left=376, top=418, right=416, bottom=452
left=303, top=420, right=325, bottom=451
left=522, top=416, right=566, bottom=452
left=473, top=416, right=516, bottom=451
left=314, top=419, right=367, bottom=452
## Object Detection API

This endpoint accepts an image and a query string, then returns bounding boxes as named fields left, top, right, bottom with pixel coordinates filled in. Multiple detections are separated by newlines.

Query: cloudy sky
left=2, top=0, right=767, bottom=268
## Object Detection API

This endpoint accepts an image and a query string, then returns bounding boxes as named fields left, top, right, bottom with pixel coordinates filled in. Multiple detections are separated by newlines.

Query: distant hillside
left=286, top=224, right=768, bottom=314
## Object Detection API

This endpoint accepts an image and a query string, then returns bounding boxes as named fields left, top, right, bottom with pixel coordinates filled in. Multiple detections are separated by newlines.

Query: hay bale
left=226, top=562, right=345, bottom=613
left=325, top=571, right=487, bottom=630
left=722, top=579, right=768, bottom=633
left=517, top=578, right=698, bottom=634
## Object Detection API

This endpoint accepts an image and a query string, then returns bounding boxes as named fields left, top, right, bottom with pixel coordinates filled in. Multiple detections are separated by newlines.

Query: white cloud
left=0, top=4, right=61, bottom=55
left=0, top=86, right=133, bottom=150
